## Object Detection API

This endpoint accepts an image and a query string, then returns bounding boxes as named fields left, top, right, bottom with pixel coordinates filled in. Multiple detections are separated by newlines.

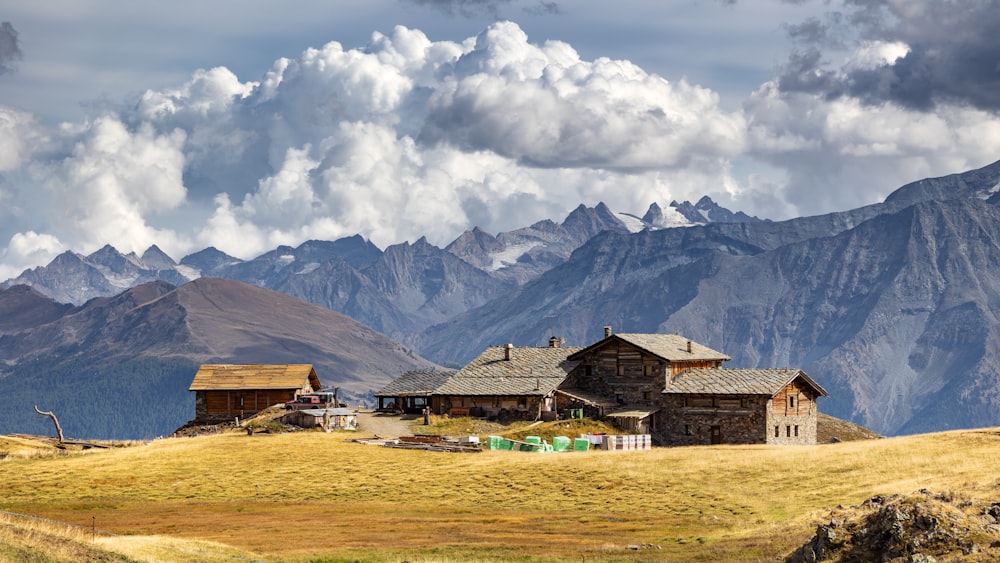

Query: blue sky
left=1, top=0, right=999, bottom=280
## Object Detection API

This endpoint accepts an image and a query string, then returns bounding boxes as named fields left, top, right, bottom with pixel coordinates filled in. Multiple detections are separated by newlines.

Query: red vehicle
left=285, top=393, right=331, bottom=410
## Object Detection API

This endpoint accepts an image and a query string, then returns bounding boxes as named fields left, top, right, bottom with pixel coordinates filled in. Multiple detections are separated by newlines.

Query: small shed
left=282, top=408, right=358, bottom=431
left=188, top=364, right=321, bottom=421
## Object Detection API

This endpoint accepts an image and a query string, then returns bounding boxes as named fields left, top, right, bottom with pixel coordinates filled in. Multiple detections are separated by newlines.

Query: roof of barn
left=188, top=364, right=321, bottom=391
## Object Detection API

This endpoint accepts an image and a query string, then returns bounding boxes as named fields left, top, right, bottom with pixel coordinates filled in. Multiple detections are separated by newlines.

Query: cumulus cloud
left=746, top=74, right=1000, bottom=216
left=0, top=22, right=21, bottom=75
left=776, top=0, right=1000, bottom=112
left=0, top=231, right=65, bottom=280
left=3, top=13, right=997, bottom=282
left=26, top=117, right=192, bottom=259
left=101, top=21, right=742, bottom=257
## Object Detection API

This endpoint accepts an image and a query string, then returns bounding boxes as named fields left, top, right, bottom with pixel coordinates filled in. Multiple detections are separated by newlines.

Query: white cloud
left=3, top=14, right=999, bottom=281
left=0, top=230, right=64, bottom=281
left=746, top=78, right=1000, bottom=216
left=36, top=116, right=191, bottom=256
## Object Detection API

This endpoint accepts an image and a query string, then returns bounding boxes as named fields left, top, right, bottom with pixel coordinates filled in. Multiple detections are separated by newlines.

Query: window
left=642, top=391, right=651, bottom=401
left=685, top=424, right=693, bottom=436
left=585, top=365, right=593, bottom=377
left=644, top=365, right=654, bottom=376
left=786, top=425, right=791, bottom=437
left=615, top=392, right=624, bottom=404
left=617, top=364, right=625, bottom=376
left=794, top=425, right=799, bottom=437
left=789, top=395, right=797, bottom=409
left=774, top=426, right=779, bottom=438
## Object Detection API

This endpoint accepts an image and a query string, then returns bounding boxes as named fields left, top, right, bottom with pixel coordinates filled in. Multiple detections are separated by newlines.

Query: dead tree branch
left=33, top=405, right=65, bottom=443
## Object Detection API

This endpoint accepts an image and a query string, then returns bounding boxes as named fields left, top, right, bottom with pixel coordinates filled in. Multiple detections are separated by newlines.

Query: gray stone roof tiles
left=662, top=368, right=827, bottom=396
left=375, top=370, right=456, bottom=396
left=568, top=333, right=730, bottom=363
left=434, top=345, right=583, bottom=396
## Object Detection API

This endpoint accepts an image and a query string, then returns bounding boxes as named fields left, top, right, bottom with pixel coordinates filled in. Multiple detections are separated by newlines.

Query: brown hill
left=0, top=278, right=439, bottom=439
left=0, top=285, right=74, bottom=334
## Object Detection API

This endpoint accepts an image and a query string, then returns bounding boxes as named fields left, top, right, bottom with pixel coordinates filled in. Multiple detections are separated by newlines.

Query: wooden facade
left=188, top=364, right=321, bottom=421
left=559, top=331, right=731, bottom=432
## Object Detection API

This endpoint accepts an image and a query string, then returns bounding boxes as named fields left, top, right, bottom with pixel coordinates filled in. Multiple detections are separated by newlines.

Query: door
left=710, top=425, right=722, bottom=444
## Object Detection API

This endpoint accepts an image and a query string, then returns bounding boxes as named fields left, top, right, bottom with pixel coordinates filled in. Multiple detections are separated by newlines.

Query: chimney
left=686, top=340, right=692, bottom=353
left=604, top=325, right=612, bottom=338
left=548, top=336, right=563, bottom=348
left=504, top=343, right=513, bottom=361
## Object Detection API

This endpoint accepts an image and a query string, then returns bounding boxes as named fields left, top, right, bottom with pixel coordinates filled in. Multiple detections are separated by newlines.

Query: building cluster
left=187, top=327, right=827, bottom=446
left=376, top=327, right=827, bottom=446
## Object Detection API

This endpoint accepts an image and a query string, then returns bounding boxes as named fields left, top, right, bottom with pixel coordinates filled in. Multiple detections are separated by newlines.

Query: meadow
left=1, top=423, right=999, bottom=562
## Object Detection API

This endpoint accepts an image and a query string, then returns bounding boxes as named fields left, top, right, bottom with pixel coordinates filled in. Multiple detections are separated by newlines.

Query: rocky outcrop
left=789, top=491, right=1000, bottom=562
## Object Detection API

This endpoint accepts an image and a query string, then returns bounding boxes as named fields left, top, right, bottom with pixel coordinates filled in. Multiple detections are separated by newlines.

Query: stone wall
left=654, top=394, right=769, bottom=446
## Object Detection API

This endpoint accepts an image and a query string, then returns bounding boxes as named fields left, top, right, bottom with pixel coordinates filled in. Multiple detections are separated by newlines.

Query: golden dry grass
left=2, top=427, right=999, bottom=561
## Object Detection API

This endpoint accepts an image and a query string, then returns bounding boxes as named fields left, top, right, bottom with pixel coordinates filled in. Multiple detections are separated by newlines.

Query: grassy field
left=1, top=422, right=998, bottom=562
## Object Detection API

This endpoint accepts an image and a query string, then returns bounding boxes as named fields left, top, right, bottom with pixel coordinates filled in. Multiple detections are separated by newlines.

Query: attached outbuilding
left=432, top=343, right=582, bottom=420
left=659, top=368, right=828, bottom=445
left=374, top=369, right=455, bottom=414
left=188, top=363, right=321, bottom=422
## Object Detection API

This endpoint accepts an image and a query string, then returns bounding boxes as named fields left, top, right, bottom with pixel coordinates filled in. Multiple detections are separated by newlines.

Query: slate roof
left=434, top=345, right=583, bottom=396
left=662, top=368, right=828, bottom=397
left=567, top=333, right=730, bottom=363
left=188, top=364, right=321, bottom=391
left=375, top=370, right=456, bottom=397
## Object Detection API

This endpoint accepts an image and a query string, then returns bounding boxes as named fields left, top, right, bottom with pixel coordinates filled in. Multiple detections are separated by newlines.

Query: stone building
left=659, top=368, right=827, bottom=446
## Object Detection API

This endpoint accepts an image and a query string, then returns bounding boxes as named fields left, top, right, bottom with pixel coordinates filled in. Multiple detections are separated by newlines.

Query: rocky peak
left=140, top=245, right=177, bottom=270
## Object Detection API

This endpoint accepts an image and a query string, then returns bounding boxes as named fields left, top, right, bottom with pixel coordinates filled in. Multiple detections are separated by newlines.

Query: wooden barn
left=659, top=368, right=828, bottom=446
left=188, top=364, right=321, bottom=421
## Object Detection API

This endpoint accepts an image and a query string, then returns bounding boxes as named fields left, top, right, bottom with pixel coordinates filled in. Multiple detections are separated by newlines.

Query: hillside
left=0, top=426, right=998, bottom=561
left=0, top=278, right=439, bottom=439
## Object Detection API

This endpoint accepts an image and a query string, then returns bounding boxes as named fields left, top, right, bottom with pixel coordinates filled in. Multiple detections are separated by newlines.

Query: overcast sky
left=2, top=0, right=999, bottom=280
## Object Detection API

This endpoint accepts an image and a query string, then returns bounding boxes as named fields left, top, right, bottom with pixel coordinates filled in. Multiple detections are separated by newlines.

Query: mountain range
left=4, top=166, right=1000, bottom=438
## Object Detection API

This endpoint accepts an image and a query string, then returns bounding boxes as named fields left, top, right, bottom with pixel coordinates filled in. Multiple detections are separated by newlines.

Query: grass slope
left=1, top=426, right=998, bottom=562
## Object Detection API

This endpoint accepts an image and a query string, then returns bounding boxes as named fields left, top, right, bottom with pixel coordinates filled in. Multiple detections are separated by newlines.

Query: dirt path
left=355, top=412, right=417, bottom=438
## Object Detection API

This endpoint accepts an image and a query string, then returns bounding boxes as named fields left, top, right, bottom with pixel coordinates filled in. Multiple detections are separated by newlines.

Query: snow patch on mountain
left=487, top=242, right=541, bottom=271
left=175, top=264, right=201, bottom=280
